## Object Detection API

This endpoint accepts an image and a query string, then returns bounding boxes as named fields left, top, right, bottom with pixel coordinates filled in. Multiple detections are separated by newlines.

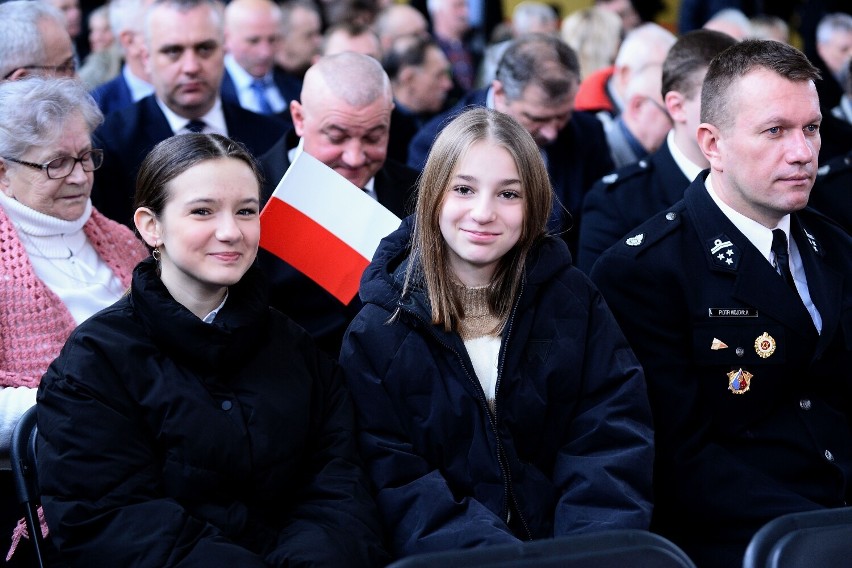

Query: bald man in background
left=221, top=0, right=299, bottom=119
left=258, top=52, right=419, bottom=355
left=374, top=3, right=430, bottom=54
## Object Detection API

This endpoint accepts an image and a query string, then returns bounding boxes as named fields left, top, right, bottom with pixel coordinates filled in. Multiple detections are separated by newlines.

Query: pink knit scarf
left=0, top=207, right=147, bottom=388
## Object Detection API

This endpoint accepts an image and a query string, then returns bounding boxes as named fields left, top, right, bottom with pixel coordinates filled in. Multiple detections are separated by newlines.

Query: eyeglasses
left=2, top=149, right=104, bottom=179
left=643, top=97, right=673, bottom=121
left=2, top=59, right=77, bottom=79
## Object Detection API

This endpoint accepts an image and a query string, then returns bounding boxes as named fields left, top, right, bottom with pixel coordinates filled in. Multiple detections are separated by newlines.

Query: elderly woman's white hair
left=0, top=77, right=104, bottom=160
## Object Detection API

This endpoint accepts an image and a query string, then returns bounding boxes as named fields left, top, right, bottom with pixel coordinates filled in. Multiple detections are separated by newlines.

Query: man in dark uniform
left=577, top=29, right=737, bottom=273
left=810, top=149, right=852, bottom=234
left=591, top=40, right=852, bottom=568
left=258, top=52, right=418, bottom=356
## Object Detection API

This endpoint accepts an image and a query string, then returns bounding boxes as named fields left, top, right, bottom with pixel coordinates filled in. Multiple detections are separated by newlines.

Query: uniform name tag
left=708, top=308, right=757, bottom=317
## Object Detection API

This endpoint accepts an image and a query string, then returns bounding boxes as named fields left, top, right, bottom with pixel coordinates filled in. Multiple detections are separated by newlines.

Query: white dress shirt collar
left=155, top=96, right=228, bottom=136
left=122, top=64, right=155, bottom=102
left=705, top=174, right=821, bottom=332
left=223, top=55, right=286, bottom=114
left=667, top=130, right=704, bottom=184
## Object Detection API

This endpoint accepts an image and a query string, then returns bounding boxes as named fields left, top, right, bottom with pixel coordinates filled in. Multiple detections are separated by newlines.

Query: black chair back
left=387, top=529, right=697, bottom=568
left=743, top=507, right=852, bottom=568
left=10, top=405, right=45, bottom=568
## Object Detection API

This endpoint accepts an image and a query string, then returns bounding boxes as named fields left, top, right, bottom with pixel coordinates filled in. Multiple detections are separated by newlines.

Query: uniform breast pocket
left=692, top=322, right=788, bottom=431
left=692, top=322, right=787, bottom=368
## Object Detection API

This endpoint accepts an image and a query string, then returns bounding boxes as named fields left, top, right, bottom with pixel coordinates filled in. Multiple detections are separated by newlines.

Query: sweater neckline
left=0, top=192, right=92, bottom=237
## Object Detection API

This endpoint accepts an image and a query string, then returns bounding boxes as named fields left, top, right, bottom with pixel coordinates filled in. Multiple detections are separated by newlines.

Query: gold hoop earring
left=152, top=246, right=161, bottom=261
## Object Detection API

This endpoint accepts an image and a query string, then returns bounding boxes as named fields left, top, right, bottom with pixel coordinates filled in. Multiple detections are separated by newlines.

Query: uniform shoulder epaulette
left=600, top=159, right=652, bottom=187
left=616, top=201, right=684, bottom=256
left=816, top=153, right=852, bottom=180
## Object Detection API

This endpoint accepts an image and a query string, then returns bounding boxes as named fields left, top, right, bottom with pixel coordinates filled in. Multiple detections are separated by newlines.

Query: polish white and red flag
left=259, top=151, right=402, bottom=305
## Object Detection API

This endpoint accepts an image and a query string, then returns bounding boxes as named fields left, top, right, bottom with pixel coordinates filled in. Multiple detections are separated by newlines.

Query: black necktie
left=771, top=229, right=796, bottom=291
left=185, top=119, right=206, bottom=133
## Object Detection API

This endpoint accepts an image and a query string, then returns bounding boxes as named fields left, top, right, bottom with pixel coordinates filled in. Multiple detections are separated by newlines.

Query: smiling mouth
left=462, top=229, right=501, bottom=240
left=211, top=252, right=242, bottom=260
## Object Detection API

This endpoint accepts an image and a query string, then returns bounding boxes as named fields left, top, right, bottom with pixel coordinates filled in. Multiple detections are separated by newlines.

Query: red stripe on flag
left=260, top=198, right=369, bottom=304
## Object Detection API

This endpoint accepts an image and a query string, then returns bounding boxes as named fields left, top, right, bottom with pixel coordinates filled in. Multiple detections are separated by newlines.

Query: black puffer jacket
left=37, top=258, right=388, bottom=567
left=340, top=219, right=654, bottom=558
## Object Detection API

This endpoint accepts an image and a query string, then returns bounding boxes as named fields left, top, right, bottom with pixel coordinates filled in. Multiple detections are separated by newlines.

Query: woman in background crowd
left=561, top=6, right=623, bottom=79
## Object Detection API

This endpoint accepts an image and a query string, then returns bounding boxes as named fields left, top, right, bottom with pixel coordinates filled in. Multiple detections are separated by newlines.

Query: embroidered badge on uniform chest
left=706, top=234, right=741, bottom=270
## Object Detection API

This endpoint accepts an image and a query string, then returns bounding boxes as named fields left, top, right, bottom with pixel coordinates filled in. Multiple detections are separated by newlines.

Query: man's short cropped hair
left=701, top=39, right=820, bottom=131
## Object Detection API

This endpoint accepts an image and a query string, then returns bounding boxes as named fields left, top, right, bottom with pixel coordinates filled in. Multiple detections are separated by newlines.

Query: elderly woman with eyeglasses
left=0, top=77, right=146, bottom=452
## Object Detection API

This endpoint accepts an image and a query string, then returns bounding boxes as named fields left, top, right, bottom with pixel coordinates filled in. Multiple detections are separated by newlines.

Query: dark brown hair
left=133, top=133, right=263, bottom=249
left=661, top=29, right=737, bottom=100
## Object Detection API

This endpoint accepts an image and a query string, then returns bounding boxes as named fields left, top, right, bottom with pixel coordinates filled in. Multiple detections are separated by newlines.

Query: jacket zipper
left=399, top=285, right=533, bottom=541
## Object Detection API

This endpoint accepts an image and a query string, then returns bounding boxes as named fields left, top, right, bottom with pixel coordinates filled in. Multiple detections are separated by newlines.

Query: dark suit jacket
left=387, top=104, right=439, bottom=166
left=407, top=88, right=614, bottom=257
left=220, top=65, right=301, bottom=123
left=811, top=150, right=852, bottom=234
left=91, top=95, right=288, bottom=226
left=818, top=112, right=852, bottom=165
left=257, top=128, right=420, bottom=356
left=592, top=173, right=852, bottom=568
left=577, top=140, right=691, bottom=273
left=90, top=73, right=135, bottom=118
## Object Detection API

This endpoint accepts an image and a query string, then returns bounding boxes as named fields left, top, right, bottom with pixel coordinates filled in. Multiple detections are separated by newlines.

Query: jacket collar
left=130, top=258, right=269, bottom=376
left=683, top=177, right=839, bottom=344
left=360, top=216, right=573, bottom=325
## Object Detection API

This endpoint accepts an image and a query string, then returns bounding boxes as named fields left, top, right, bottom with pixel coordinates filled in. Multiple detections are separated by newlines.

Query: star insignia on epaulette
left=707, top=234, right=740, bottom=270
left=816, top=164, right=830, bottom=176
left=625, top=233, right=644, bottom=246
left=602, top=172, right=619, bottom=184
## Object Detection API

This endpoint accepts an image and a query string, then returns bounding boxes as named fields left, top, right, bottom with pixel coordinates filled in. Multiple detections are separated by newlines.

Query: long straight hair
left=403, top=107, right=553, bottom=332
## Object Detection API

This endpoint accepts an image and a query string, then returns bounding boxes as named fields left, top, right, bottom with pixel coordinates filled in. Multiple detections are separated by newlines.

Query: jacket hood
left=130, top=257, right=269, bottom=376
left=359, top=215, right=575, bottom=316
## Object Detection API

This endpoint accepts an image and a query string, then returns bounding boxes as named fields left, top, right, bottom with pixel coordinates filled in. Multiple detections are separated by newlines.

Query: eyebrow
left=184, top=197, right=260, bottom=205
left=159, top=39, right=219, bottom=52
left=323, top=124, right=388, bottom=135
left=41, top=146, right=93, bottom=161
left=522, top=110, right=569, bottom=122
left=454, top=174, right=521, bottom=186
left=759, top=113, right=823, bottom=127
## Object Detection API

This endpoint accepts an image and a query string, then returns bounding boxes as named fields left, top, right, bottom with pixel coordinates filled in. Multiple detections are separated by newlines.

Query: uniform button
left=666, top=212, right=677, bottom=221
left=825, top=450, right=835, bottom=462
left=736, top=347, right=745, bottom=357
left=799, top=399, right=812, bottom=410
left=221, top=400, right=233, bottom=411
